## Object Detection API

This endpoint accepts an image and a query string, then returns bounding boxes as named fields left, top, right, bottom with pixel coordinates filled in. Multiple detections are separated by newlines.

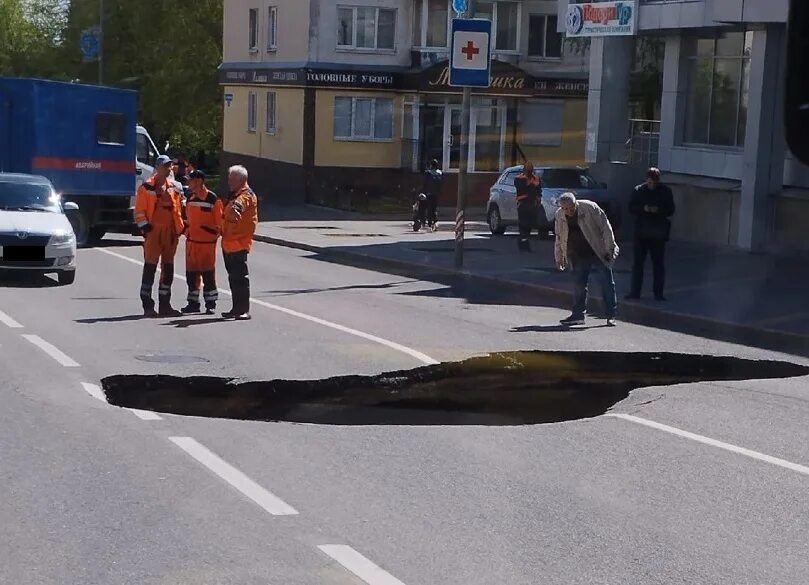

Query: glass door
left=445, top=105, right=463, bottom=171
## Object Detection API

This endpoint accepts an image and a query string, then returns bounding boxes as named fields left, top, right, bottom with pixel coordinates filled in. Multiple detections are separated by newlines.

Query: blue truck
left=0, top=77, right=138, bottom=245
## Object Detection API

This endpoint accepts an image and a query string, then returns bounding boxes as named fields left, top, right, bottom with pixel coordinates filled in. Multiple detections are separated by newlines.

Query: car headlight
left=50, top=231, right=76, bottom=245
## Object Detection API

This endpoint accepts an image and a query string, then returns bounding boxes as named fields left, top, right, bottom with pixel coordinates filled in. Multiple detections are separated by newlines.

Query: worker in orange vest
left=221, top=165, right=258, bottom=320
left=181, top=170, right=224, bottom=315
left=134, top=155, right=185, bottom=317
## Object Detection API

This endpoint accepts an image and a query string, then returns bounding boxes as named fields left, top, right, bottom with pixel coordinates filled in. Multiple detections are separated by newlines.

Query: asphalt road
left=1, top=235, right=809, bottom=584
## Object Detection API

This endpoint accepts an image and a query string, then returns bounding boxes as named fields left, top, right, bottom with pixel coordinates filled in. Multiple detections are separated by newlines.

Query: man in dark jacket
left=626, top=167, right=676, bottom=301
left=422, top=159, right=443, bottom=230
left=514, top=161, right=541, bottom=251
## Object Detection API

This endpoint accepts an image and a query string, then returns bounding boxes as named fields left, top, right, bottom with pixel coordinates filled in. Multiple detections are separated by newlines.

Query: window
left=683, top=30, right=753, bottom=147
left=267, top=6, right=278, bottom=50
left=247, top=91, right=257, bottom=132
left=528, top=15, right=562, bottom=59
left=97, top=113, right=126, bottom=145
left=334, top=97, right=394, bottom=141
left=248, top=8, right=258, bottom=51
left=475, top=1, right=519, bottom=52
left=337, top=6, right=396, bottom=50
left=426, top=0, right=448, bottom=48
left=520, top=100, right=564, bottom=146
left=136, top=132, right=156, bottom=166
left=266, top=92, right=276, bottom=134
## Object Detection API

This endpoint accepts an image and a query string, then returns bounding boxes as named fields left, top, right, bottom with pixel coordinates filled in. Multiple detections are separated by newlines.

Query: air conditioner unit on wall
left=411, top=50, right=448, bottom=69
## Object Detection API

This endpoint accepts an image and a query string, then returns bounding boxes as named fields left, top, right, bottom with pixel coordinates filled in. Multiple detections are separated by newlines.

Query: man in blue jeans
left=554, top=192, right=619, bottom=326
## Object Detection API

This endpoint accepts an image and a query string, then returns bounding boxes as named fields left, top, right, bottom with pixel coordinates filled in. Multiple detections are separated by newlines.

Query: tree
left=0, top=0, right=68, bottom=77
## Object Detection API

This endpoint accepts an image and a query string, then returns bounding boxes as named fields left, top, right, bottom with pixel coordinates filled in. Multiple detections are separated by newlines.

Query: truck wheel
left=88, top=227, right=107, bottom=244
left=58, top=270, right=76, bottom=286
left=67, top=209, right=91, bottom=247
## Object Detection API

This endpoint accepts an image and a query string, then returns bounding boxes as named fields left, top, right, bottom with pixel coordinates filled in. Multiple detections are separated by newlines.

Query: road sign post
left=449, top=6, right=490, bottom=270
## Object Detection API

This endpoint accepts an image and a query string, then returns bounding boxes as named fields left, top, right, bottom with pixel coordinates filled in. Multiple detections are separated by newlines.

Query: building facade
left=220, top=0, right=590, bottom=209
left=561, top=0, right=809, bottom=251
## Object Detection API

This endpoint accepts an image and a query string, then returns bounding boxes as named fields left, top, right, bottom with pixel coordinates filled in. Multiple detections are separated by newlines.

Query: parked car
left=0, top=173, right=78, bottom=285
left=486, top=165, right=621, bottom=235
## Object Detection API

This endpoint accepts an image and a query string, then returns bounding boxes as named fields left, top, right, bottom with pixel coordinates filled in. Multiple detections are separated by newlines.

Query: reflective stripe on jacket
left=185, top=187, right=224, bottom=243
left=134, top=175, right=185, bottom=235
left=222, top=185, right=258, bottom=253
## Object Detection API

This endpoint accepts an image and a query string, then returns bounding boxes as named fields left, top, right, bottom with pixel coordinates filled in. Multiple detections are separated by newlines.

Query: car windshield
left=0, top=181, right=60, bottom=212
left=541, top=169, right=598, bottom=189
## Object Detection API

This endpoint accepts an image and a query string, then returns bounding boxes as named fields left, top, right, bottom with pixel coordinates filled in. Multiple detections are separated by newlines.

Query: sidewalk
left=254, top=206, right=809, bottom=357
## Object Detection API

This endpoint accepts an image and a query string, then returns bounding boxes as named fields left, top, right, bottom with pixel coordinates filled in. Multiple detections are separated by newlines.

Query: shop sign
left=566, top=1, right=637, bottom=37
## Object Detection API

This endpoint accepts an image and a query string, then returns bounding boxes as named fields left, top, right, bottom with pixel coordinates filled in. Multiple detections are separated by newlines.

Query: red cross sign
left=461, top=41, right=480, bottom=60
left=449, top=19, right=492, bottom=88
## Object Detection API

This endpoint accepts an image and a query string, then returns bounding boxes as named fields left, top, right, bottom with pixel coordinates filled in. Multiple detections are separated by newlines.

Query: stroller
left=412, top=193, right=437, bottom=232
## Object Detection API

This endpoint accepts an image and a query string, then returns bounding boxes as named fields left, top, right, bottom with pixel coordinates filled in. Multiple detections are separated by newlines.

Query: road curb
left=254, top=232, right=809, bottom=357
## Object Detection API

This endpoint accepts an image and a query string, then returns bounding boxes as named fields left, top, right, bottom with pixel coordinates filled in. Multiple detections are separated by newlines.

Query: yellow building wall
left=519, top=99, right=587, bottom=167
left=222, top=85, right=304, bottom=165
left=315, top=90, right=402, bottom=168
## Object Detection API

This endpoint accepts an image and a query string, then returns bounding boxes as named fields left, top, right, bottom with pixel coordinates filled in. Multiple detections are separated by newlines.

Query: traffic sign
left=449, top=19, right=492, bottom=88
left=452, top=0, right=468, bottom=14
left=80, top=27, right=100, bottom=62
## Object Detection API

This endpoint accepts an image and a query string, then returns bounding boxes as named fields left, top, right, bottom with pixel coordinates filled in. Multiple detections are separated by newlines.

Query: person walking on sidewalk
left=221, top=165, right=258, bottom=320
left=422, top=158, right=443, bottom=230
left=514, top=161, right=541, bottom=252
left=554, top=192, right=619, bottom=326
left=626, top=167, right=676, bottom=301
left=134, top=155, right=186, bottom=318
left=181, top=170, right=224, bottom=315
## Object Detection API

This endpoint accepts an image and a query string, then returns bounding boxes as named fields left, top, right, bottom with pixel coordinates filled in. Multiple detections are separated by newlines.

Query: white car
left=0, top=173, right=78, bottom=286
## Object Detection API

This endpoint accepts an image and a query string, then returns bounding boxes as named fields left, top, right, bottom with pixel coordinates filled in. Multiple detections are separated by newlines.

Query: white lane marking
left=81, top=382, right=163, bottom=420
left=318, top=545, right=408, bottom=585
left=23, top=334, right=80, bottom=367
left=0, top=309, right=23, bottom=329
left=169, top=436, right=298, bottom=516
left=95, top=248, right=439, bottom=366
left=606, top=413, right=809, bottom=477
left=129, top=408, right=163, bottom=421
left=81, top=382, right=106, bottom=400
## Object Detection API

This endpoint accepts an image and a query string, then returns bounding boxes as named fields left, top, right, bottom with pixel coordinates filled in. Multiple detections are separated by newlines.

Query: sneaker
left=221, top=310, right=237, bottom=320
left=205, top=307, right=216, bottom=315
left=560, top=314, right=585, bottom=326
left=234, top=313, right=252, bottom=321
left=606, top=317, right=617, bottom=327
left=181, top=304, right=201, bottom=314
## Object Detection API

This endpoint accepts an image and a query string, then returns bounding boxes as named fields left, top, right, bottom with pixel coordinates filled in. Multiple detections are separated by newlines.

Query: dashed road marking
left=169, top=436, right=298, bottom=516
left=606, top=413, right=809, bottom=477
left=319, top=544, right=408, bottom=585
left=81, top=383, right=163, bottom=420
left=0, top=309, right=23, bottom=329
left=23, top=334, right=80, bottom=367
left=95, top=248, right=439, bottom=366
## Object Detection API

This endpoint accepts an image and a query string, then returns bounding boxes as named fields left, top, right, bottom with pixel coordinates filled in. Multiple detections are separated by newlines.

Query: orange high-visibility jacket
left=222, top=185, right=258, bottom=253
left=134, top=175, right=185, bottom=235
left=185, top=187, right=224, bottom=243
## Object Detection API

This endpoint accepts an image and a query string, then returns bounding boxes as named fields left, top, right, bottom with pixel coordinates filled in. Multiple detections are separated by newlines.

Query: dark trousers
left=517, top=205, right=537, bottom=250
left=224, top=250, right=250, bottom=313
left=140, top=262, right=175, bottom=311
left=571, top=256, right=617, bottom=318
left=186, top=270, right=218, bottom=309
left=630, top=238, right=667, bottom=298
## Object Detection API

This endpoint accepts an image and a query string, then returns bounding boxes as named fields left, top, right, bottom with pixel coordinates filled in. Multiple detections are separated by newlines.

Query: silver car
left=486, top=166, right=620, bottom=235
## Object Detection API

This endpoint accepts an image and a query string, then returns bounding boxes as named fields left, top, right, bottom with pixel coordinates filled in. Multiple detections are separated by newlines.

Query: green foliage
left=1, top=0, right=224, bottom=159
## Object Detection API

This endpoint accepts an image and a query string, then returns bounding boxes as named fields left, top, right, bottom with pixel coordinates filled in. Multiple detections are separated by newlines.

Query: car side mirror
left=63, top=201, right=79, bottom=212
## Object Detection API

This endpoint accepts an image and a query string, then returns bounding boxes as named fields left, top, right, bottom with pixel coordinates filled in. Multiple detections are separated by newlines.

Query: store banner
left=566, top=1, right=637, bottom=37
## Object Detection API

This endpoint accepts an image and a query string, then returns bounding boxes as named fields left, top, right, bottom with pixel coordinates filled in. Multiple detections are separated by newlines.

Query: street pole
left=454, top=0, right=477, bottom=270
left=98, top=0, right=104, bottom=84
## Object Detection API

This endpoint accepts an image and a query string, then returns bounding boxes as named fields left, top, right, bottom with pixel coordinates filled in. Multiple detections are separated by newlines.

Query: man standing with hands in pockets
left=554, top=192, right=619, bottom=327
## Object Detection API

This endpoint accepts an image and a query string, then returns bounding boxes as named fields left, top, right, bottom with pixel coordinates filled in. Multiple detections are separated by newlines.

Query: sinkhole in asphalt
left=101, top=351, right=809, bottom=426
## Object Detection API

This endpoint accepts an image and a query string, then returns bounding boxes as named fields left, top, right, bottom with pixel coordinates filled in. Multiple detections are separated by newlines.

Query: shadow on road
left=0, top=274, right=59, bottom=288
left=76, top=314, right=146, bottom=324
left=511, top=324, right=611, bottom=333
left=260, top=281, right=411, bottom=296
left=164, top=317, right=231, bottom=328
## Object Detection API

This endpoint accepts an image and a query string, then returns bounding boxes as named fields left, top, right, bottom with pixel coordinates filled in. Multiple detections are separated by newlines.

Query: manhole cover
left=135, top=354, right=210, bottom=364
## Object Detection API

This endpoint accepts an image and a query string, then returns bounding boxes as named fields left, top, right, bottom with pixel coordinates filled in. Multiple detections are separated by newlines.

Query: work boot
left=181, top=303, right=201, bottom=314
left=158, top=304, right=182, bottom=318
left=205, top=307, right=216, bottom=315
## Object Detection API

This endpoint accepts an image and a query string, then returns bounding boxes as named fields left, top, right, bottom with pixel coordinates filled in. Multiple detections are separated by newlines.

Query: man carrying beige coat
left=554, top=192, right=619, bottom=327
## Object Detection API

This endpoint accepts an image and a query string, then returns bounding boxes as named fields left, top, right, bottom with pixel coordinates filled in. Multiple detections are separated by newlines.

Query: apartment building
left=220, top=0, right=590, bottom=208
left=561, top=0, right=809, bottom=251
